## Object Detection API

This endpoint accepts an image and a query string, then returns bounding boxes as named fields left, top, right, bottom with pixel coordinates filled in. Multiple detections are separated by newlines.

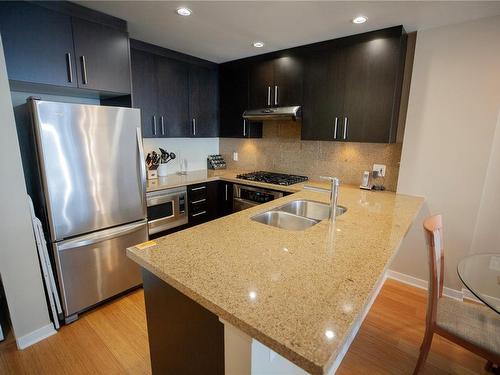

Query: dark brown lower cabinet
left=142, top=269, right=224, bottom=375
left=217, top=181, right=233, bottom=217
left=187, top=181, right=218, bottom=226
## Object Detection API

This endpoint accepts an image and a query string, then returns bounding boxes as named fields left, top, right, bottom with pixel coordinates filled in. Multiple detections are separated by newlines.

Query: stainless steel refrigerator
left=28, top=99, right=147, bottom=323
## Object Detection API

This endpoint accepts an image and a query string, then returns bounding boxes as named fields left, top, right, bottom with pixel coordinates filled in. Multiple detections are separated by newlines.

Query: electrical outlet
left=233, top=151, right=239, bottom=161
left=373, top=164, right=386, bottom=177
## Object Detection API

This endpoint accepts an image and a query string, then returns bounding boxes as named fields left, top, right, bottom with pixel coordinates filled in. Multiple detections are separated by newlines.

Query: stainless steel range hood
left=242, top=106, right=301, bottom=121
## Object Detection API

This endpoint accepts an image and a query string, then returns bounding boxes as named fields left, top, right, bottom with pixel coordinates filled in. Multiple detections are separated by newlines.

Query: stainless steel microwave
left=146, top=186, right=188, bottom=235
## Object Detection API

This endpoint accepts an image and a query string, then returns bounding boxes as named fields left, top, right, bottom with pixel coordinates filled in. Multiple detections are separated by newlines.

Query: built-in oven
left=146, top=186, right=188, bottom=235
left=233, top=184, right=284, bottom=212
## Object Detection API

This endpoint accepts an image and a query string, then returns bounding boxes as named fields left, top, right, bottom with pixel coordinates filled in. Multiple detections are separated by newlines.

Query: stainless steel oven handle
left=233, top=184, right=284, bottom=199
left=57, top=220, right=147, bottom=251
left=233, top=197, right=260, bottom=207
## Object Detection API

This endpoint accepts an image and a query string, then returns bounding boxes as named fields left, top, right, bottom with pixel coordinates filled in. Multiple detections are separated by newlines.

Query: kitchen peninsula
left=127, top=183, right=423, bottom=375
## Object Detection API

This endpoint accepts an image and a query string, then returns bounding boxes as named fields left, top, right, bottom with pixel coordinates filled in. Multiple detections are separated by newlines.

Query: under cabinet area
left=0, top=1, right=131, bottom=95
left=130, top=40, right=219, bottom=139
left=147, top=180, right=234, bottom=235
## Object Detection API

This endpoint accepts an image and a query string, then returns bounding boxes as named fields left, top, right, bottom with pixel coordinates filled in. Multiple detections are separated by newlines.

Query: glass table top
left=458, top=254, right=500, bottom=314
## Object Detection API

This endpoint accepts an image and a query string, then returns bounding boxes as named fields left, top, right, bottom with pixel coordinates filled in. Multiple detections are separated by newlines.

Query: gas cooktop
left=236, top=171, right=308, bottom=186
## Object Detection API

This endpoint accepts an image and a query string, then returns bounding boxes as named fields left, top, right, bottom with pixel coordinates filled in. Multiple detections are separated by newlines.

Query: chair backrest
left=423, top=214, right=444, bottom=326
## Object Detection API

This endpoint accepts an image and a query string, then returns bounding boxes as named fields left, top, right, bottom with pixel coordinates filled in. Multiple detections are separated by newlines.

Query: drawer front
left=188, top=183, right=208, bottom=202
left=54, top=220, right=147, bottom=316
left=190, top=200, right=207, bottom=215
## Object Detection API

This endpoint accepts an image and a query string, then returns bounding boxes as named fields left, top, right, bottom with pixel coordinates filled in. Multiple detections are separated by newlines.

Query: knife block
left=147, top=169, right=158, bottom=180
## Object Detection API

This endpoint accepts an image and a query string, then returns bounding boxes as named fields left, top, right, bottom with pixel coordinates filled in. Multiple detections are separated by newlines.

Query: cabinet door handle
left=66, top=53, right=73, bottom=83
left=243, top=119, right=246, bottom=137
left=267, top=86, right=271, bottom=106
left=343, top=117, right=348, bottom=140
left=274, top=85, right=278, bottom=106
left=190, top=185, right=206, bottom=191
left=192, top=118, right=196, bottom=136
left=191, top=198, right=206, bottom=204
left=80, top=56, right=88, bottom=84
left=160, top=116, right=165, bottom=135
left=191, top=211, right=207, bottom=217
left=225, top=184, right=228, bottom=201
left=153, top=115, right=157, bottom=136
left=333, top=117, right=338, bottom=139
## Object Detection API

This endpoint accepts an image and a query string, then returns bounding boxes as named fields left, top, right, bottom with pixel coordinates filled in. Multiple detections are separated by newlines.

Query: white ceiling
left=76, top=1, right=500, bottom=63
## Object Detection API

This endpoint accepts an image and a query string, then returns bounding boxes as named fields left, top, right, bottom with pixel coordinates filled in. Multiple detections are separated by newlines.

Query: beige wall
left=0, top=37, right=52, bottom=342
left=392, top=16, right=500, bottom=290
left=220, top=121, right=402, bottom=191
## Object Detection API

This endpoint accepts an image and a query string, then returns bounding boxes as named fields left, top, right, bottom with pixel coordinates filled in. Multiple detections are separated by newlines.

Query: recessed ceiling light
left=253, top=41, right=265, bottom=48
left=352, top=16, right=368, bottom=24
left=176, top=7, right=192, bottom=16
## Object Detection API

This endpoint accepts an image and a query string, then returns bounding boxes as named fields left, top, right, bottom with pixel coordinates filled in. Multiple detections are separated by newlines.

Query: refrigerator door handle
left=137, top=128, right=147, bottom=215
left=57, top=220, right=147, bottom=251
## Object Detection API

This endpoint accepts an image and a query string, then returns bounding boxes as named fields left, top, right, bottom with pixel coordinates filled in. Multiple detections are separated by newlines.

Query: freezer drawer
left=54, top=220, right=147, bottom=317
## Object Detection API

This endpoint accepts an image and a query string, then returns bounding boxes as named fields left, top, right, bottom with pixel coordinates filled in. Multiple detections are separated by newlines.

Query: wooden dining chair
left=413, top=214, right=500, bottom=374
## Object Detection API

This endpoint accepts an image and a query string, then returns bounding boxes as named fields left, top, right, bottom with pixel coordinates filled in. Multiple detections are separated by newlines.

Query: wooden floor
left=0, top=279, right=491, bottom=374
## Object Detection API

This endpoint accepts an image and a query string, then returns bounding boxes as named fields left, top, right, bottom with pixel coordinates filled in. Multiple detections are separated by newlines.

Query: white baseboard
left=16, top=323, right=56, bottom=350
left=385, top=270, right=464, bottom=301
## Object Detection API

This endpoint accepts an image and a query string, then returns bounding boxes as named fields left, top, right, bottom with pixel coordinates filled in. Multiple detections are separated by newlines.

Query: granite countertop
left=128, top=184, right=423, bottom=375
left=146, top=168, right=335, bottom=193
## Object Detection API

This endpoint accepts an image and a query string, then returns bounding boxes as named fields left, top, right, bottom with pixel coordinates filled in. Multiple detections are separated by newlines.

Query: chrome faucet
left=320, top=176, right=340, bottom=223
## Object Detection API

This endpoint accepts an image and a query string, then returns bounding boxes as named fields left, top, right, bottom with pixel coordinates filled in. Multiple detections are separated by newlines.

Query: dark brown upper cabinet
left=72, top=18, right=131, bottom=94
left=189, top=65, right=219, bottom=137
left=219, top=62, right=262, bottom=138
left=273, top=56, right=303, bottom=107
left=131, top=41, right=219, bottom=138
left=301, top=48, right=345, bottom=141
left=249, top=56, right=303, bottom=109
left=0, top=2, right=131, bottom=95
left=131, top=49, right=158, bottom=138
left=0, top=2, right=77, bottom=88
left=249, top=60, right=274, bottom=109
left=156, top=56, right=190, bottom=137
left=341, top=35, right=405, bottom=143
left=301, top=27, right=407, bottom=143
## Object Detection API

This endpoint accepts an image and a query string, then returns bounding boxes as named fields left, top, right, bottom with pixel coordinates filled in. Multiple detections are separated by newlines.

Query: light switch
left=233, top=152, right=239, bottom=161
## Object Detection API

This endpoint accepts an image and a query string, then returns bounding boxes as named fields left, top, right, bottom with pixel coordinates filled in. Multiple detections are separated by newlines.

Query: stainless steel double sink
left=251, top=200, right=347, bottom=231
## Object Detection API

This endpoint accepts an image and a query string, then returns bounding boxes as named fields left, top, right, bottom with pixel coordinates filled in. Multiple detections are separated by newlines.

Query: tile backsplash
left=219, top=121, right=402, bottom=191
